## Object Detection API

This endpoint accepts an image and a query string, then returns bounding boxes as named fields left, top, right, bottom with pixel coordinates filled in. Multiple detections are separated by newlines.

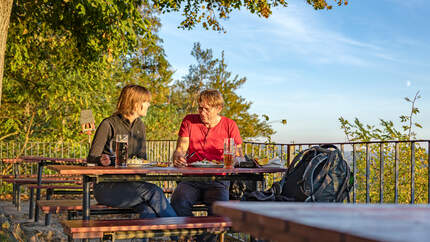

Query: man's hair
left=198, top=89, right=224, bottom=107
left=116, top=84, right=151, bottom=116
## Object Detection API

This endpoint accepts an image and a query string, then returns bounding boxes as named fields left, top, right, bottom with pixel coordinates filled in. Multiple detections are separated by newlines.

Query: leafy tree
left=173, top=42, right=274, bottom=139
left=0, top=0, right=151, bottom=107
left=115, top=7, right=179, bottom=140
left=339, top=92, right=427, bottom=204
left=0, top=0, right=349, bottom=106
left=0, top=2, right=170, bottom=152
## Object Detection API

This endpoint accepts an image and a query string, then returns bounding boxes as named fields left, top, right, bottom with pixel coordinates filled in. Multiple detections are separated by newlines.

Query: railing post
left=395, top=142, right=399, bottom=204
left=428, top=141, right=430, bottom=204
left=352, top=144, right=356, bottom=203
left=411, top=141, right=415, bottom=204
left=251, top=142, right=255, bottom=158
left=380, top=143, right=384, bottom=203
left=366, top=143, right=370, bottom=203
left=258, top=144, right=262, bottom=158
left=280, top=145, right=284, bottom=164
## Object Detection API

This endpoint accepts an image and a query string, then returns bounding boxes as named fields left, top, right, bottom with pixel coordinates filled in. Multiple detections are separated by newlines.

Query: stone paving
left=0, top=199, right=68, bottom=241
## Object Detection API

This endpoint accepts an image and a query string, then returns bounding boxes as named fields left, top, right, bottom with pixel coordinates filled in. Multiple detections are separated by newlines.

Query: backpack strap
left=286, top=149, right=313, bottom=176
left=335, top=157, right=352, bottom=202
left=306, top=174, right=333, bottom=202
left=319, top=144, right=339, bottom=150
left=300, top=151, right=332, bottom=200
left=304, top=150, right=336, bottom=202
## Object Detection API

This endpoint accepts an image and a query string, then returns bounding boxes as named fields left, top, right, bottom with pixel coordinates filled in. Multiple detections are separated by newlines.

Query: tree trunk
left=0, top=0, right=13, bottom=107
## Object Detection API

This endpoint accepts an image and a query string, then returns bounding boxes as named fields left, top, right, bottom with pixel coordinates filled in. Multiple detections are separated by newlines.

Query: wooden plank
left=48, top=165, right=285, bottom=175
left=1, top=174, right=81, bottom=179
left=213, top=202, right=430, bottom=242
left=2, top=178, right=81, bottom=184
left=62, top=216, right=231, bottom=233
left=1, top=158, right=25, bottom=163
left=21, top=156, right=86, bottom=163
left=37, top=199, right=121, bottom=214
left=69, top=232, right=104, bottom=239
left=27, top=185, right=82, bottom=189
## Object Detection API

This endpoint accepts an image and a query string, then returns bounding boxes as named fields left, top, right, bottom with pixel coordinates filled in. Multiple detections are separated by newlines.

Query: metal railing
left=0, top=141, right=90, bottom=159
left=1, top=139, right=429, bottom=204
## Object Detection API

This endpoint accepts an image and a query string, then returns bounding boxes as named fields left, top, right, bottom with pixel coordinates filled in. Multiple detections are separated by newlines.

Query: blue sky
left=158, top=0, right=430, bottom=143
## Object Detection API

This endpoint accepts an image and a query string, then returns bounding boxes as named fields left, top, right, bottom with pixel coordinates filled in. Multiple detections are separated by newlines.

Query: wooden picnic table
left=2, top=156, right=86, bottom=221
left=213, top=201, right=430, bottom=242
left=48, top=165, right=286, bottom=220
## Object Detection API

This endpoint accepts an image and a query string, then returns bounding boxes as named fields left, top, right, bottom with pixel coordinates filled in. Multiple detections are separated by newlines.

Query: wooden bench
left=1, top=177, right=81, bottom=211
left=37, top=198, right=209, bottom=225
left=28, top=185, right=83, bottom=224
left=37, top=199, right=137, bottom=225
left=62, top=216, right=231, bottom=241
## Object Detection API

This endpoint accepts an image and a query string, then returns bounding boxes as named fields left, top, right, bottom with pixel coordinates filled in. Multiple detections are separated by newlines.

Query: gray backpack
left=280, top=144, right=352, bottom=202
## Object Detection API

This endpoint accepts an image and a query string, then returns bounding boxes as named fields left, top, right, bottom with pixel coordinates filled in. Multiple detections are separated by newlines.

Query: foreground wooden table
left=213, top=202, right=430, bottom=242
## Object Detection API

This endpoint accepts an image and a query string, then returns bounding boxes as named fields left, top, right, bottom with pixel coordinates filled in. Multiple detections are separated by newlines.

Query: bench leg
left=12, top=184, right=16, bottom=206
left=29, top=187, right=34, bottom=219
left=219, top=232, right=225, bottom=242
left=102, top=233, right=115, bottom=242
left=44, top=188, right=53, bottom=225
left=44, top=214, right=51, bottom=226
left=16, top=184, right=21, bottom=211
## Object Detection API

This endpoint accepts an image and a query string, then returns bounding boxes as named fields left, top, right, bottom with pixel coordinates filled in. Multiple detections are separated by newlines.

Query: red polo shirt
left=178, top=114, right=243, bottom=163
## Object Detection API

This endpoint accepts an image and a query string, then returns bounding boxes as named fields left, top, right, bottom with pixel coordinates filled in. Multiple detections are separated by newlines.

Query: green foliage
left=153, top=0, right=348, bottom=31
left=339, top=92, right=427, bottom=204
left=0, top=1, right=163, bottom=149
left=172, top=42, right=274, bottom=139
left=350, top=143, right=428, bottom=204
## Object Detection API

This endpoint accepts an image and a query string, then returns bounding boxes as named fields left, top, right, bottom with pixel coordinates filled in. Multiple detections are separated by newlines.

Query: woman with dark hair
left=87, top=84, right=176, bottom=218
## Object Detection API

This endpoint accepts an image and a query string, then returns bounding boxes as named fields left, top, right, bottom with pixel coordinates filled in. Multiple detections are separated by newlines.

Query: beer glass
left=223, top=138, right=235, bottom=169
left=115, top=134, right=128, bottom=167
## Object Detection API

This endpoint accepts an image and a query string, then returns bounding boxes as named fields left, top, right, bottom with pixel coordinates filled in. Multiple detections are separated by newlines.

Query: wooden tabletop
left=213, top=201, right=430, bottom=242
left=21, top=156, right=86, bottom=163
left=48, top=165, right=286, bottom=175
left=1, top=157, right=25, bottom=163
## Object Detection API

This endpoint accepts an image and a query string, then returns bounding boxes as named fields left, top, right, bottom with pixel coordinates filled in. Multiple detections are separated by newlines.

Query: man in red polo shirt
left=171, top=89, right=243, bottom=218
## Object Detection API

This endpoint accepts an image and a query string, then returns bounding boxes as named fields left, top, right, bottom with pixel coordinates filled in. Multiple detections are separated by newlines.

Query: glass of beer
left=223, top=138, right=235, bottom=169
left=115, top=134, right=128, bottom=167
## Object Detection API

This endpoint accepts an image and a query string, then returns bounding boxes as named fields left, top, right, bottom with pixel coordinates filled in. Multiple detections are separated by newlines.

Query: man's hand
left=173, top=151, right=188, bottom=167
left=173, top=136, right=190, bottom=167
left=100, top=154, right=111, bottom=166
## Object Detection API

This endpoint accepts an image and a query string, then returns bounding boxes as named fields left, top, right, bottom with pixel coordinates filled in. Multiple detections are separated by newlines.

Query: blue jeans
left=93, top=182, right=177, bottom=218
left=171, top=181, right=230, bottom=216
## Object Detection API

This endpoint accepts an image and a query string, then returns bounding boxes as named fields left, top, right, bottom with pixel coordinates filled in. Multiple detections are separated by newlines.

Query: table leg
left=28, top=187, right=34, bottom=219
left=34, top=161, right=44, bottom=222
left=83, top=175, right=91, bottom=220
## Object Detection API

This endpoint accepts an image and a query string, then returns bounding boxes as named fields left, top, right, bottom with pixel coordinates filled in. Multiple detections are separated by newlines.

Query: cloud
left=406, top=80, right=411, bottom=87
left=255, top=5, right=399, bottom=66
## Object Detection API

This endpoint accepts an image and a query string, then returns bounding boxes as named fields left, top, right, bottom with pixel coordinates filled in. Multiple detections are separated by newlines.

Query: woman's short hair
left=198, top=89, right=224, bottom=108
left=116, top=84, right=151, bottom=116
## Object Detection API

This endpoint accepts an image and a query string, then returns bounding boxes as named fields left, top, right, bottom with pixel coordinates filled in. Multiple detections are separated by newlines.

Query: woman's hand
left=172, top=151, right=187, bottom=167
left=100, top=154, right=111, bottom=166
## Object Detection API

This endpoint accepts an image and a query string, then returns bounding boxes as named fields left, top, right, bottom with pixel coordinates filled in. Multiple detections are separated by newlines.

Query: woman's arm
left=87, top=119, right=113, bottom=166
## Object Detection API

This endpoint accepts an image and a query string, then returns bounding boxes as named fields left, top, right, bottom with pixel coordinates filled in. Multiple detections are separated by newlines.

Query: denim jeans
left=171, top=181, right=230, bottom=216
left=93, top=181, right=177, bottom=218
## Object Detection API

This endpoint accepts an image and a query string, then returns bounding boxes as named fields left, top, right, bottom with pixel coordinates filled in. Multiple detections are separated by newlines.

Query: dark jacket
left=87, top=113, right=147, bottom=165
